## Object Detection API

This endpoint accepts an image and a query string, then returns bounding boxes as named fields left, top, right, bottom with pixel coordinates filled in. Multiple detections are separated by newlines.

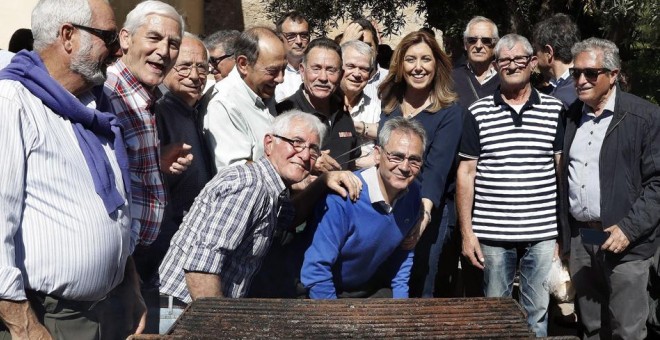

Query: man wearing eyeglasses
left=204, top=30, right=240, bottom=84
left=452, top=16, right=501, bottom=109
left=457, top=34, right=564, bottom=337
left=133, top=32, right=215, bottom=333
left=0, top=0, right=141, bottom=338
left=274, top=11, right=310, bottom=103
left=558, top=38, right=660, bottom=339
left=301, top=117, right=425, bottom=299
left=532, top=14, right=581, bottom=108
left=203, top=27, right=286, bottom=171
left=276, top=38, right=360, bottom=172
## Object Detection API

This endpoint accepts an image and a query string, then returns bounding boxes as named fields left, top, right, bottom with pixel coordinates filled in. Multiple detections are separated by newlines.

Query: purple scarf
left=0, top=50, right=130, bottom=214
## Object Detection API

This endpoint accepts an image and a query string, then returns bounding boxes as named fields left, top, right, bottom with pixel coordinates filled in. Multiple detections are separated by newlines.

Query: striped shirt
left=103, top=60, right=166, bottom=246
left=159, top=157, right=293, bottom=301
left=459, top=89, right=564, bottom=241
left=0, top=80, right=134, bottom=301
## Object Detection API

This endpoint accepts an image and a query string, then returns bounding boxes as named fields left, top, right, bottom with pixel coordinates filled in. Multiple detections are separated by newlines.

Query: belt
left=25, top=290, right=107, bottom=311
left=583, top=221, right=603, bottom=229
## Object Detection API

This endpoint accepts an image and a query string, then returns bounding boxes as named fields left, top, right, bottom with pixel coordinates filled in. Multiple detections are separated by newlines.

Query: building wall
left=0, top=0, right=38, bottom=50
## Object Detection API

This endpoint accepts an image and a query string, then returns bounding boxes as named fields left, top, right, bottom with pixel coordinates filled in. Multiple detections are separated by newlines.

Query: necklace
left=402, top=97, right=430, bottom=118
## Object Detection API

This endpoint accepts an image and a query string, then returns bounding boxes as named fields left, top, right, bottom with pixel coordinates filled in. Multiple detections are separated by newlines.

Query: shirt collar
left=113, top=59, right=158, bottom=107
left=362, top=166, right=407, bottom=213
left=286, top=63, right=300, bottom=73
left=550, top=68, right=572, bottom=88
left=581, top=86, right=617, bottom=117
left=466, top=62, right=497, bottom=83
left=229, top=66, right=267, bottom=109
left=160, top=91, right=196, bottom=117
left=493, top=86, right=541, bottom=108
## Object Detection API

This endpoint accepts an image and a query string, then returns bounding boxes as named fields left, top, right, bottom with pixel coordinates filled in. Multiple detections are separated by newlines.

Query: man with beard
left=274, top=11, right=311, bottom=103
left=277, top=38, right=360, bottom=172
left=0, top=0, right=144, bottom=337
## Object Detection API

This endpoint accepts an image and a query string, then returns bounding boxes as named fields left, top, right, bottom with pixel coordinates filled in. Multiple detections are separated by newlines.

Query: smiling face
left=264, top=117, right=320, bottom=186
left=496, top=42, right=536, bottom=90
left=374, top=130, right=424, bottom=198
left=301, top=46, right=342, bottom=101
left=340, top=46, right=371, bottom=96
left=240, top=34, right=287, bottom=99
left=402, top=42, right=435, bottom=92
left=119, top=14, right=182, bottom=89
left=163, top=37, right=208, bottom=106
left=573, top=50, right=618, bottom=109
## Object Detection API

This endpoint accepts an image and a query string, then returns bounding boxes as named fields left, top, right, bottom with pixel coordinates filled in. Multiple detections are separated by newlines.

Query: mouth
left=146, top=60, right=165, bottom=74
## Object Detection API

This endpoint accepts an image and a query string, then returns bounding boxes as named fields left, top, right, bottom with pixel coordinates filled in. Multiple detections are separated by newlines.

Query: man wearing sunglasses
left=558, top=37, right=660, bottom=339
left=457, top=34, right=565, bottom=337
left=0, top=0, right=139, bottom=338
left=452, top=16, right=501, bottom=110
left=301, top=118, right=425, bottom=299
left=203, top=30, right=240, bottom=84
left=274, top=11, right=310, bottom=103
left=532, top=14, right=581, bottom=108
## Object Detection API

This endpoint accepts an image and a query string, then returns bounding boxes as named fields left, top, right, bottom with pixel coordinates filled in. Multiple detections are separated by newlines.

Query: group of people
left=0, top=0, right=658, bottom=339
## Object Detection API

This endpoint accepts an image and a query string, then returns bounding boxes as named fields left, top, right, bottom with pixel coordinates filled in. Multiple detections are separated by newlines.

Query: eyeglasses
left=173, top=64, right=209, bottom=77
left=496, top=55, right=532, bottom=68
left=282, top=32, right=310, bottom=42
left=71, top=24, right=118, bottom=47
left=273, top=134, right=321, bottom=159
left=209, top=54, right=234, bottom=67
left=383, top=149, right=423, bottom=169
left=569, top=67, right=611, bottom=81
left=465, top=36, right=497, bottom=47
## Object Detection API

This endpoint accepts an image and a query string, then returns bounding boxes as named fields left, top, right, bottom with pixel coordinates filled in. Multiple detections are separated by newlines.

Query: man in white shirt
left=203, top=27, right=287, bottom=170
left=274, top=11, right=310, bottom=103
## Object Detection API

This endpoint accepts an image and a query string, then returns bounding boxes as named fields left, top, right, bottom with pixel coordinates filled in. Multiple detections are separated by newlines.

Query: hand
left=313, top=150, right=341, bottom=174
left=321, top=170, right=362, bottom=202
left=340, top=23, right=364, bottom=44
left=161, top=143, right=194, bottom=175
left=290, top=174, right=318, bottom=192
left=461, top=231, right=485, bottom=269
left=401, top=210, right=431, bottom=250
left=602, top=224, right=630, bottom=254
left=10, top=324, right=52, bottom=340
left=553, top=241, right=560, bottom=260
left=0, top=300, right=52, bottom=340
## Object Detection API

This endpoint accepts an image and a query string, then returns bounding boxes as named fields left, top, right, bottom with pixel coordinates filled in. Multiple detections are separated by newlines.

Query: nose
left=274, top=67, right=285, bottom=84
left=294, top=34, right=303, bottom=44
left=318, top=68, right=328, bottom=81
left=189, top=67, right=200, bottom=80
left=155, top=39, right=169, bottom=59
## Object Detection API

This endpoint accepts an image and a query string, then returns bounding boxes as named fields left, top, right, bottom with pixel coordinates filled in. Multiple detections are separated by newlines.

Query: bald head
left=234, top=27, right=286, bottom=99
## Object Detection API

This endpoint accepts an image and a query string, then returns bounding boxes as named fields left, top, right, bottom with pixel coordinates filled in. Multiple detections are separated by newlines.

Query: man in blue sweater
left=301, top=117, right=425, bottom=298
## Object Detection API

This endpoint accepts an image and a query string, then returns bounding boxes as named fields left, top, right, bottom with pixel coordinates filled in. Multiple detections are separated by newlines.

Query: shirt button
left=582, top=207, right=587, bottom=211
left=588, top=142, right=592, bottom=145
left=590, top=131, right=594, bottom=135
left=585, top=163, right=588, bottom=166
left=582, top=185, right=585, bottom=188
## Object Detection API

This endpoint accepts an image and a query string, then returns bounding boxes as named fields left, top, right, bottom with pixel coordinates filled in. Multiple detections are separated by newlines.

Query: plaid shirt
left=158, top=157, right=294, bottom=301
left=103, top=60, right=166, bottom=246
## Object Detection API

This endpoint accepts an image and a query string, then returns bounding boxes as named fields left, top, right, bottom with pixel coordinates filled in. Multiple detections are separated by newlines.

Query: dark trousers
left=0, top=291, right=108, bottom=340
left=570, top=233, right=652, bottom=339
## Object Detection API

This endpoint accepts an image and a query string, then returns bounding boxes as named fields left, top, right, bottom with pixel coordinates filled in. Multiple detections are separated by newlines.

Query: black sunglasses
left=72, top=24, right=118, bottom=47
left=209, top=54, right=234, bottom=66
left=569, top=67, right=611, bottom=80
left=465, top=36, right=496, bottom=46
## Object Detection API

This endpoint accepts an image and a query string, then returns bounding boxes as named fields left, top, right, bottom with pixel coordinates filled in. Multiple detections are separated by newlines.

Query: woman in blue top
left=378, top=30, right=464, bottom=297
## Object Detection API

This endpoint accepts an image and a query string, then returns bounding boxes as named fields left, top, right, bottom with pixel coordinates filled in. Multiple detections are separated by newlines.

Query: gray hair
left=571, top=37, right=620, bottom=70
left=494, top=34, right=533, bottom=58
left=463, top=16, right=499, bottom=40
left=340, top=40, right=374, bottom=71
left=123, top=0, right=184, bottom=38
left=203, top=30, right=240, bottom=55
left=271, top=110, right=327, bottom=147
left=31, top=0, right=94, bottom=51
left=378, top=117, right=427, bottom=153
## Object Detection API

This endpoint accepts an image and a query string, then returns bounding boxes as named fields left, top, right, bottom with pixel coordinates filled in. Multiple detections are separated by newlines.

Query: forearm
left=456, top=165, right=476, bottom=236
left=354, top=121, right=377, bottom=140
left=184, top=271, right=223, bottom=300
left=0, top=299, right=48, bottom=338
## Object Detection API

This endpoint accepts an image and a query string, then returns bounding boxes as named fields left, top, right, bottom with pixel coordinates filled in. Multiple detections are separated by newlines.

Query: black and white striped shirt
left=459, top=89, right=564, bottom=242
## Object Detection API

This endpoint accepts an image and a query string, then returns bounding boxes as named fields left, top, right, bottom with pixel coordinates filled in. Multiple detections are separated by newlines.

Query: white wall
left=0, top=0, right=38, bottom=50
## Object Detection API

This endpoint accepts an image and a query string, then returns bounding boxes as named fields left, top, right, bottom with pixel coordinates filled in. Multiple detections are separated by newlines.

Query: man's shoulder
left=617, top=90, right=660, bottom=117
left=275, top=90, right=305, bottom=114
left=468, top=94, right=497, bottom=113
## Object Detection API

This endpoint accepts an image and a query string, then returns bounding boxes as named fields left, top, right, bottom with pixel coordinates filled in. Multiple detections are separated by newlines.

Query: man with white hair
left=0, top=0, right=141, bottom=337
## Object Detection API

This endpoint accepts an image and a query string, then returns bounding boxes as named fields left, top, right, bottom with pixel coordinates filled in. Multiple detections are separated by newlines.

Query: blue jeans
left=481, top=239, right=554, bottom=337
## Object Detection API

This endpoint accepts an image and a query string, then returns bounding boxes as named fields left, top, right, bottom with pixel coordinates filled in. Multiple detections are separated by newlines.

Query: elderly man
left=135, top=32, right=215, bottom=333
left=341, top=40, right=380, bottom=169
left=277, top=38, right=360, bottom=171
left=559, top=38, right=660, bottom=339
left=340, top=17, right=385, bottom=102
left=452, top=16, right=501, bottom=109
left=203, top=27, right=286, bottom=171
left=159, top=111, right=328, bottom=301
left=302, top=118, right=425, bottom=299
left=0, top=0, right=144, bottom=338
left=274, top=11, right=310, bottom=103
left=204, top=30, right=240, bottom=83
left=533, top=14, right=581, bottom=108
left=102, top=0, right=189, bottom=248
left=457, top=34, right=564, bottom=337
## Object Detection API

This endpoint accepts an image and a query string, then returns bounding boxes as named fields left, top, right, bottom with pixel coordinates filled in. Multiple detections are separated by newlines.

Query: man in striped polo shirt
left=456, top=34, right=564, bottom=337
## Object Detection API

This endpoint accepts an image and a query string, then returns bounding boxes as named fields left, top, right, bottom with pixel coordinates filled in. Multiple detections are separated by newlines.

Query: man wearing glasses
left=203, top=27, right=286, bottom=171
left=276, top=38, right=360, bottom=172
left=0, top=0, right=141, bottom=337
left=457, top=34, right=564, bottom=337
left=558, top=38, right=660, bottom=339
left=301, top=118, right=425, bottom=299
left=452, top=16, right=501, bottom=109
left=204, top=30, right=240, bottom=84
left=274, top=11, right=310, bottom=103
